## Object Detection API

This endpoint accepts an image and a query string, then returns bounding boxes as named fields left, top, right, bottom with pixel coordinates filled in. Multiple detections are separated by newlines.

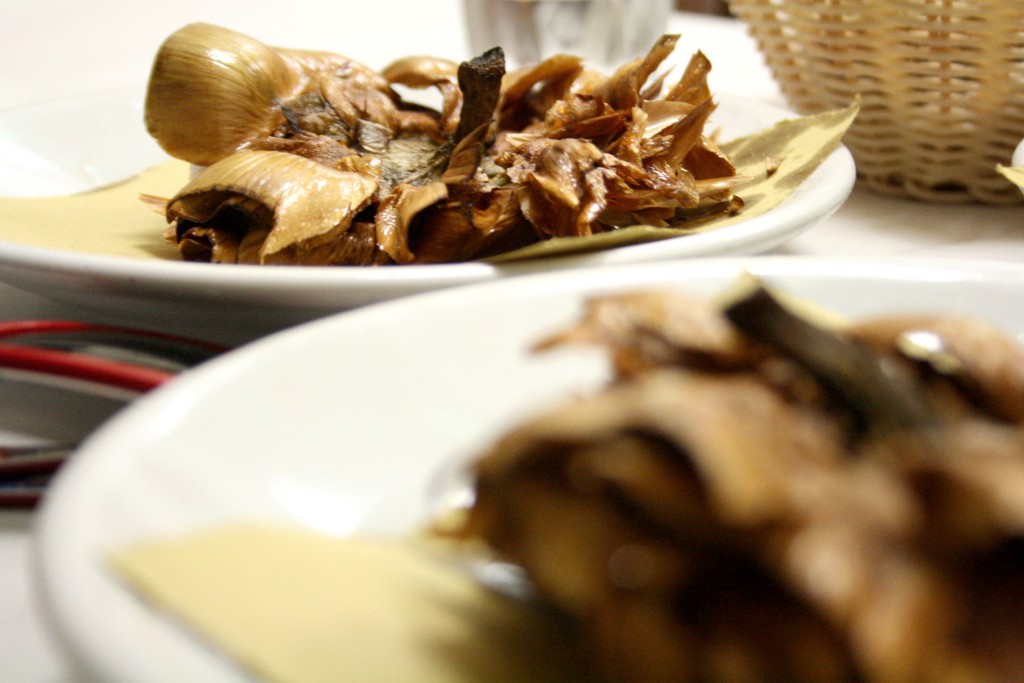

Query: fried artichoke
left=455, top=281, right=1024, bottom=683
left=145, top=24, right=741, bottom=265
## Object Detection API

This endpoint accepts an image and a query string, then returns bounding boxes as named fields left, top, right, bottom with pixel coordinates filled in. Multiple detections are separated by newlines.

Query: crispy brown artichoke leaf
left=487, top=100, right=859, bottom=263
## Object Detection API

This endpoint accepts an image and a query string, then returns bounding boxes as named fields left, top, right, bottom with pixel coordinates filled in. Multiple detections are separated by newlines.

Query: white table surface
left=1, top=2, right=1021, bottom=681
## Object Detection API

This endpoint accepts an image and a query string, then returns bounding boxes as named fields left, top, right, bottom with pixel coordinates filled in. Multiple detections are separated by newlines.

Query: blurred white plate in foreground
left=35, top=255, right=1024, bottom=683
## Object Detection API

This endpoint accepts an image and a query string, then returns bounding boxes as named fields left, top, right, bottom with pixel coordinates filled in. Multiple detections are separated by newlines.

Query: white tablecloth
left=0, top=2, right=1020, bottom=681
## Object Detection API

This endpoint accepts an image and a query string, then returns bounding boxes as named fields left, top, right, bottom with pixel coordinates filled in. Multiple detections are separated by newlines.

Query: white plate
left=33, top=255, right=1024, bottom=683
left=1014, top=137, right=1024, bottom=167
left=0, top=89, right=855, bottom=336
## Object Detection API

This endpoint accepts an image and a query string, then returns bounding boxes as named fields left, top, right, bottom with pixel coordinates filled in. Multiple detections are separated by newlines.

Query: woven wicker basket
left=727, top=0, right=1024, bottom=203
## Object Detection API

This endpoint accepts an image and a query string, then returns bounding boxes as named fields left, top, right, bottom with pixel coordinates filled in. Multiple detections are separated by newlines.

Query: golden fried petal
left=663, top=50, right=713, bottom=107
left=497, top=53, right=586, bottom=131
left=382, top=55, right=462, bottom=134
left=599, top=34, right=679, bottom=111
left=166, top=150, right=377, bottom=263
left=145, top=23, right=354, bottom=166
left=374, top=181, right=449, bottom=263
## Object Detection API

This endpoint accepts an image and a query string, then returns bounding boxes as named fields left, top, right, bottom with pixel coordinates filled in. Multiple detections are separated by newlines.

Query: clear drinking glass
left=463, top=0, right=673, bottom=71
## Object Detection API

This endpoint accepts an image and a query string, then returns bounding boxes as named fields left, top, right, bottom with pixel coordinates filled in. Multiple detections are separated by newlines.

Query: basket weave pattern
left=727, top=0, right=1024, bottom=203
